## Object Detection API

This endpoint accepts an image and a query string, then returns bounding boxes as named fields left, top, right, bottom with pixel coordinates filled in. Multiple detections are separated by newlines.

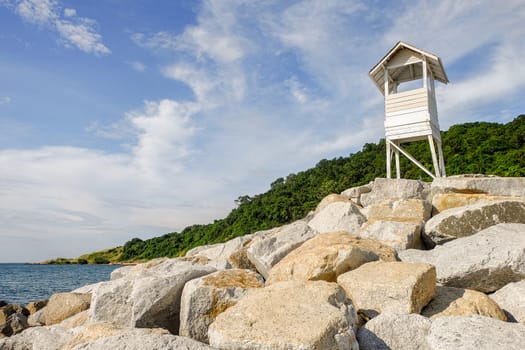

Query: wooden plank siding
left=384, top=87, right=441, bottom=142
left=385, top=88, right=428, bottom=114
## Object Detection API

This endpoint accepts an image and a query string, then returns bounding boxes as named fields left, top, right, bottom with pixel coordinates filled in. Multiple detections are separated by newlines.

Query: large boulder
left=308, top=201, right=366, bottom=234
left=423, top=200, right=525, bottom=247
left=0, top=325, right=74, bottom=350
left=179, top=269, right=264, bottom=343
left=208, top=280, right=359, bottom=350
left=185, top=235, right=254, bottom=269
left=266, top=232, right=397, bottom=284
left=315, top=194, right=353, bottom=213
left=360, top=220, right=423, bottom=251
left=426, top=315, right=525, bottom=350
left=90, top=258, right=216, bottom=333
left=337, top=261, right=436, bottom=318
left=28, top=308, right=46, bottom=326
left=364, top=198, right=432, bottom=223
left=340, top=184, right=371, bottom=206
left=247, top=220, right=318, bottom=278
left=422, top=286, right=506, bottom=320
left=45, top=292, right=91, bottom=325
left=357, top=313, right=431, bottom=350
left=489, top=280, right=525, bottom=323
left=431, top=175, right=525, bottom=212
left=63, top=323, right=216, bottom=350
left=360, top=178, right=430, bottom=207
left=400, top=223, right=525, bottom=293
left=70, top=333, right=216, bottom=350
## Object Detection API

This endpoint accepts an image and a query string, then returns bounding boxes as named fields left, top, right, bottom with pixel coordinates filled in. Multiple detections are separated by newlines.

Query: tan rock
left=45, top=292, right=91, bottom=325
left=60, top=310, right=90, bottom=329
left=227, top=247, right=257, bottom=270
left=337, top=261, right=436, bottom=318
left=431, top=193, right=518, bottom=213
left=25, top=300, right=48, bottom=315
left=341, top=184, right=371, bottom=206
left=267, top=232, right=397, bottom=284
left=208, top=280, right=359, bottom=350
left=422, top=286, right=506, bottom=320
left=365, top=198, right=432, bottom=223
left=179, top=269, right=264, bottom=343
left=315, top=194, right=352, bottom=213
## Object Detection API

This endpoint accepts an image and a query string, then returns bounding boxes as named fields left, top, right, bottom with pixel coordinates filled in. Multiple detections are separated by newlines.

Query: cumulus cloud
left=5, top=0, right=110, bottom=55
left=0, top=96, right=11, bottom=104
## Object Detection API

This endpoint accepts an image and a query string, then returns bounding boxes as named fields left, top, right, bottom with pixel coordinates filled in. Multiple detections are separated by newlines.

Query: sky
left=0, top=0, right=524, bottom=262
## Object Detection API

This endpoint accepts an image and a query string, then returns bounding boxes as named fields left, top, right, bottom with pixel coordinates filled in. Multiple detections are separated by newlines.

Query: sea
left=0, top=263, right=121, bottom=305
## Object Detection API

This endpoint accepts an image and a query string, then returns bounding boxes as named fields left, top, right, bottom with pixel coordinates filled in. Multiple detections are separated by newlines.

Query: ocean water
left=0, top=263, right=121, bottom=305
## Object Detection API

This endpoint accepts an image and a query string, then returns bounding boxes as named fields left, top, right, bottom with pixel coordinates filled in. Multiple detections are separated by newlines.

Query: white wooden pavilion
left=369, top=41, right=449, bottom=179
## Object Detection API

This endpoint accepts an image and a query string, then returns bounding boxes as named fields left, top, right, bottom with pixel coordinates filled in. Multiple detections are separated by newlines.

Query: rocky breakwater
left=1, top=174, right=525, bottom=349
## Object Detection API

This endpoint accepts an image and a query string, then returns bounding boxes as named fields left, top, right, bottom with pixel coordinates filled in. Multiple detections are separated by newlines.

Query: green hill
left=70, top=115, right=525, bottom=264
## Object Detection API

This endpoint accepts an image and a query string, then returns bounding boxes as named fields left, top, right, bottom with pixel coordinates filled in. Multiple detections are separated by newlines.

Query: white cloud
left=15, top=0, right=57, bottom=25
left=0, top=96, right=11, bottom=104
left=63, top=7, right=75, bottom=17
left=55, top=18, right=110, bottom=55
left=6, top=0, right=110, bottom=55
left=126, top=99, right=200, bottom=178
left=126, top=61, right=146, bottom=72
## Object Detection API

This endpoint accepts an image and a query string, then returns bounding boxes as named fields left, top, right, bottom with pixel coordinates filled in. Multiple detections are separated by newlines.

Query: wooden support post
left=428, top=135, right=440, bottom=177
left=386, top=140, right=391, bottom=179
left=395, top=143, right=400, bottom=179
left=437, top=139, right=446, bottom=177
left=388, top=140, right=436, bottom=179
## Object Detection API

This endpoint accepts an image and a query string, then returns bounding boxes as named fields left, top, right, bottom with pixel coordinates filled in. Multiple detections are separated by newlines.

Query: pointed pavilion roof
left=369, top=41, right=449, bottom=95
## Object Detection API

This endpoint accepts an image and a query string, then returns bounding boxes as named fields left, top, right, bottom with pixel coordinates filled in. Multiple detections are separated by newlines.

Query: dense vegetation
left=68, top=115, right=525, bottom=264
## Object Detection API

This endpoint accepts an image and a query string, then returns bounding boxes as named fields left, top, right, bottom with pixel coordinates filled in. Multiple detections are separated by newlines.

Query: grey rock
left=185, top=235, right=254, bottom=270
left=431, top=175, right=525, bottom=197
left=247, top=220, right=318, bottom=278
left=90, top=259, right=216, bottom=333
left=426, top=315, right=525, bottom=350
left=28, top=308, right=46, bottom=326
left=341, top=184, right=371, bottom=206
left=489, top=280, right=525, bottom=323
left=400, top=223, right=525, bottom=292
left=70, top=332, right=216, bottom=350
left=0, top=325, right=74, bottom=350
left=423, top=200, right=525, bottom=247
left=357, top=312, right=431, bottom=350
left=360, top=220, right=423, bottom=251
left=360, top=178, right=430, bottom=207
left=308, top=201, right=366, bottom=235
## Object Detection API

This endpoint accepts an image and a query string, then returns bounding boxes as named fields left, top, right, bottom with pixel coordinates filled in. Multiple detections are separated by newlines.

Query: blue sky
left=1, top=0, right=524, bottom=262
